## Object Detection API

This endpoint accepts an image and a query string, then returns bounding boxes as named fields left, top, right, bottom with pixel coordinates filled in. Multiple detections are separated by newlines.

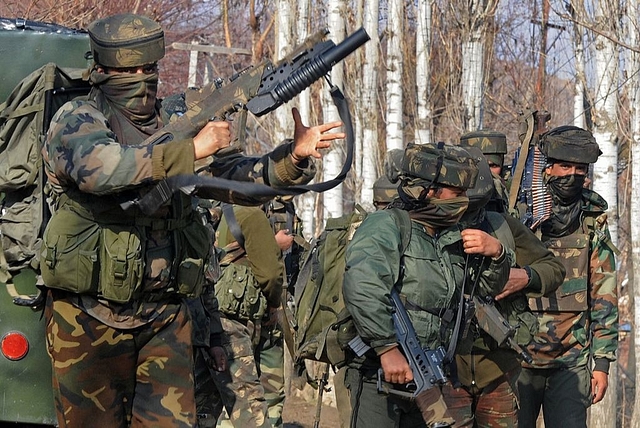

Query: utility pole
left=535, top=0, right=550, bottom=107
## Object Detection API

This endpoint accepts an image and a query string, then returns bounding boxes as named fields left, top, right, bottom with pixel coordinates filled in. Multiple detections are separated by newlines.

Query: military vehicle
left=0, top=17, right=91, bottom=426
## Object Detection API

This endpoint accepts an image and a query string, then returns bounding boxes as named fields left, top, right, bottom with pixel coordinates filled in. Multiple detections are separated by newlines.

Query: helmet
left=460, top=130, right=507, bottom=168
left=401, top=142, right=478, bottom=190
left=383, top=148, right=405, bottom=184
left=88, top=14, right=165, bottom=68
left=372, top=175, right=398, bottom=204
left=463, top=146, right=494, bottom=212
left=539, top=125, right=601, bottom=164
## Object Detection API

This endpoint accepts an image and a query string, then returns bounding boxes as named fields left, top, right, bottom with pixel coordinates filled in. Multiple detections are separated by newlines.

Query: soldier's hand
left=208, top=346, right=227, bottom=372
left=380, top=347, right=413, bottom=384
left=495, top=268, right=529, bottom=301
left=461, top=229, right=503, bottom=258
left=591, top=370, right=609, bottom=403
left=193, top=121, right=231, bottom=159
left=291, top=107, right=345, bottom=164
left=275, top=229, right=294, bottom=251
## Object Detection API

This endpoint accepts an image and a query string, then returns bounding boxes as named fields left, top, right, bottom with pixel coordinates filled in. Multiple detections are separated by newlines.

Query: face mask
left=410, top=196, right=470, bottom=228
left=545, top=174, right=585, bottom=205
left=91, top=71, right=159, bottom=121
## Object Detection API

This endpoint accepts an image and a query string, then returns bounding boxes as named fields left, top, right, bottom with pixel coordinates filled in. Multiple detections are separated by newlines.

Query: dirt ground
left=282, top=394, right=340, bottom=428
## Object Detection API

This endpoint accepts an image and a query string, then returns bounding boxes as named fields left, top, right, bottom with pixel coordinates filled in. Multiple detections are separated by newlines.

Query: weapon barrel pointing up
left=247, top=27, right=370, bottom=116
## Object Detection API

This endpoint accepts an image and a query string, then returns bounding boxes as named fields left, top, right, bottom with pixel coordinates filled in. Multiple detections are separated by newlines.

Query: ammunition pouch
left=530, top=233, right=589, bottom=312
left=41, top=205, right=102, bottom=295
left=41, top=194, right=209, bottom=303
left=215, top=263, right=267, bottom=321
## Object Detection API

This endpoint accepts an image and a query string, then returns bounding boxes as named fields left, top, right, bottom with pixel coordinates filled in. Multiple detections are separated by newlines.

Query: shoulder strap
left=387, top=208, right=412, bottom=254
left=484, top=212, right=516, bottom=252
left=221, top=203, right=245, bottom=249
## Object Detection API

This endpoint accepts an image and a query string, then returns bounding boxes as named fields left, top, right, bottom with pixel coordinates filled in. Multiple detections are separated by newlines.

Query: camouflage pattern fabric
left=441, top=370, right=519, bottom=428
left=401, top=142, right=478, bottom=190
left=524, top=194, right=618, bottom=369
left=213, top=317, right=270, bottom=428
left=44, top=290, right=195, bottom=427
left=257, top=323, right=286, bottom=427
left=344, top=367, right=453, bottom=428
left=460, top=130, right=508, bottom=155
left=88, top=14, right=165, bottom=68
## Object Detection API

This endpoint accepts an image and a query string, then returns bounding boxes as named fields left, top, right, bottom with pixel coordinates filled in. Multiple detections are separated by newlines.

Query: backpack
left=0, top=63, right=91, bottom=282
left=291, top=206, right=412, bottom=367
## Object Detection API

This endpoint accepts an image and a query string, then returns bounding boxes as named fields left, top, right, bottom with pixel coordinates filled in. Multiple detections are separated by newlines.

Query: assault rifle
left=123, top=28, right=369, bottom=214
left=349, top=287, right=453, bottom=427
left=472, top=295, right=533, bottom=364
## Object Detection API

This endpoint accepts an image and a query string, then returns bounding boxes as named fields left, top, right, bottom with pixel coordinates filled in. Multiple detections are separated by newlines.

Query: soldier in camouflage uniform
left=40, top=13, right=345, bottom=428
left=342, top=142, right=513, bottom=428
left=208, top=204, right=287, bottom=428
left=441, top=147, right=565, bottom=427
left=516, top=126, right=618, bottom=428
left=460, top=131, right=510, bottom=214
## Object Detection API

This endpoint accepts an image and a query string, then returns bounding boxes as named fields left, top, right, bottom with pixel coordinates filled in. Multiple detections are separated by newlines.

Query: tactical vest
left=40, top=190, right=211, bottom=303
left=528, top=214, right=601, bottom=313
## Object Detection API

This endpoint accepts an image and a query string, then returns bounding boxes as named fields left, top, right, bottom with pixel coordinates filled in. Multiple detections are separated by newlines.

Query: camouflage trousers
left=195, top=316, right=270, bottom=428
left=517, top=365, right=590, bottom=428
left=255, top=322, right=286, bottom=427
left=44, top=291, right=196, bottom=428
left=344, top=367, right=451, bottom=428
left=441, top=371, right=519, bottom=428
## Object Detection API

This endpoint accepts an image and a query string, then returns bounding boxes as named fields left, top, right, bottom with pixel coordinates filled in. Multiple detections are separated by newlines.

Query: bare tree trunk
left=589, top=0, right=619, bottom=424
left=293, top=0, right=316, bottom=241
left=358, top=0, right=380, bottom=208
left=628, top=1, right=640, bottom=426
left=459, top=0, right=498, bottom=131
left=415, top=0, right=433, bottom=145
left=571, top=0, right=587, bottom=129
left=385, top=0, right=404, bottom=152
left=322, top=0, right=346, bottom=220
left=273, top=0, right=295, bottom=149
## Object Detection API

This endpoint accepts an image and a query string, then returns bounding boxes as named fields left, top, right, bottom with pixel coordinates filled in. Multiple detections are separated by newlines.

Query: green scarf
left=89, top=71, right=163, bottom=144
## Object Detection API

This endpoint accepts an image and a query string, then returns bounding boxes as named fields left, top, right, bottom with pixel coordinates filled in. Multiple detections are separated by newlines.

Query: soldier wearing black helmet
left=517, top=126, right=618, bottom=428
left=40, top=13, right=345, bottom=428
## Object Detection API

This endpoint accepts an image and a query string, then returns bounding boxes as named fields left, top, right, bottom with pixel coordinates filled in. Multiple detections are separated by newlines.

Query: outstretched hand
left=291, top=107, right=345, bottom=164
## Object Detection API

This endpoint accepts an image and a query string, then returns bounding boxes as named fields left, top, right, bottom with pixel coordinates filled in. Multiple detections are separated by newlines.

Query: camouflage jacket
left=525, top=189, right=618, bottom=371
left=343, top=210, right=512, bottom=362
left=43, top=98, right=315, bottom=329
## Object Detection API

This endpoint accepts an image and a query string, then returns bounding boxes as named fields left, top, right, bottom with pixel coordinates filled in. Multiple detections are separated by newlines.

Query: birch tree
left=322, top=0, right=347, bottom=220
left=628, top=1, right=640, bottom=425
left=415, top=0, right=433, bottom=144
left=358, top=0, right=380, bottom=207
left=570, top=0, right=587, bottom=129
left=457, top=0, right=499, bottom=131
left=274, top=0, right=295, bottom=147
left=385, top=0, right=404, bottom=151
left=589, top=0, right=619, bottom=424
left=292, top=0, right=317, bottom=239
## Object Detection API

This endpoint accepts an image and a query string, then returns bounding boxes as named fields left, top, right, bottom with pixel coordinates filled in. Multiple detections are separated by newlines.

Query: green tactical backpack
left=0, top=64, right=91, bottom=282
left=292, top=206, right=412, bottom=367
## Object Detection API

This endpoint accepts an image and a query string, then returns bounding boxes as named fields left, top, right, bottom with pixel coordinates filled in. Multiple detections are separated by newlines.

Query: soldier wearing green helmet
left=517, top=125, right=618, bottom=428
left=41, top=13, right=345, bottom=428
left=460, top=130, right=510, bottom=213
left=441, top=146, right=565, bottom=427
left=341, top=142, right=513, bottom=428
